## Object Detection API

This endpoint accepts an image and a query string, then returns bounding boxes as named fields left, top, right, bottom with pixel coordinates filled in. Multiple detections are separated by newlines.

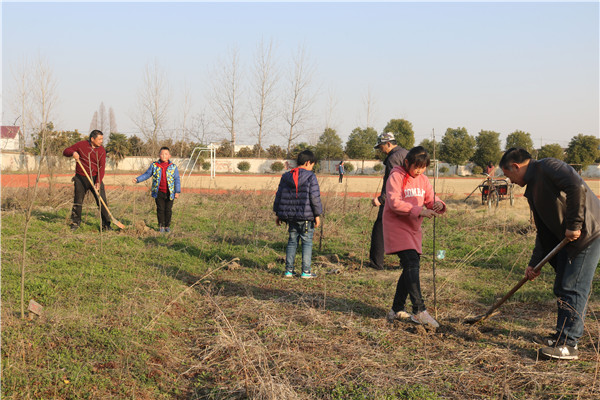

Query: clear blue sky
left=2, top=1, right=598, bottom=149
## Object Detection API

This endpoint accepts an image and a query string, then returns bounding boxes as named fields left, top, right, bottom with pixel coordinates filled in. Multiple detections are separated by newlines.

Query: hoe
left=464, top=238, right=569, bottom=324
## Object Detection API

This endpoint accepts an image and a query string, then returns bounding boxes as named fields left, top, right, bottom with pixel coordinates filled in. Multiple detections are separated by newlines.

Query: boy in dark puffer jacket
left=273, top=150, right=323, bottom=279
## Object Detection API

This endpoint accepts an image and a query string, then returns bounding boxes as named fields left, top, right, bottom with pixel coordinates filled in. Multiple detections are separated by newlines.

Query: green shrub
left=313, top=161, right=321, bottom=173
left=439, top=166, right=449, bottom=174
left=201, top=161, right=211, bottom=171
left=270, top=161, right=284, bottom=172
left=192, top=157, right=204, bottom=171
left=237, top=161, right=251, bottom=172
left=236, top=147, right=254, bottom=158
left=471, top=165, right=483, bottom=175
left=373, top=163, right=384, bottom=173
left=344, top=162, right=355, bottom=173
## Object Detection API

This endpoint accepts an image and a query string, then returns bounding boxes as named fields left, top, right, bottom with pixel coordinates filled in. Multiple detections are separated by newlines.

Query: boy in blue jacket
left=273, top=150, right=323, bottom=279
left=133, top=147, right=181, bottom=233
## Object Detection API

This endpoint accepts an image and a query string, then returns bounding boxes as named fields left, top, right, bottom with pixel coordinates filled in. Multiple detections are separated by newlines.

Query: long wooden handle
left=75, top=158, right=115, bottom=220
left=481, top=237, right=570, bottom=319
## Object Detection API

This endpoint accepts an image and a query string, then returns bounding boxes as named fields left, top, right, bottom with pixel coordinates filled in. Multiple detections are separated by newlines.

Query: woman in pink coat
left=383, top=146, right=446, bottom=327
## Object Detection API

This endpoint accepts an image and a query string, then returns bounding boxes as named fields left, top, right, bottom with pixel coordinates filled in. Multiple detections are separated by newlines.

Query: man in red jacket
left=63, top=130, right=111, bottom=230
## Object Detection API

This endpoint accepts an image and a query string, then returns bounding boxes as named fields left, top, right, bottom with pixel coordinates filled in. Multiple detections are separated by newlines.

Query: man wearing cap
left=369, top=132, right=408, bottom=269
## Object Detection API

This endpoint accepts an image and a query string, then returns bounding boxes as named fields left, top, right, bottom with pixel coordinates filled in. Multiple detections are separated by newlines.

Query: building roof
left=1, top=126, right=21, bottom=139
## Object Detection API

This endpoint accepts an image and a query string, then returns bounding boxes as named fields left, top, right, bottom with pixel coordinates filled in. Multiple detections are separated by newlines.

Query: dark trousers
left=369, top=206, right=385, bottom=269
left=155, top=191, right=174, bottom=228
left=339, top=174, right=343, bottom=183
left=392, top=250, right=426, bottom=314
left=70, top=174, right=111, bottom=227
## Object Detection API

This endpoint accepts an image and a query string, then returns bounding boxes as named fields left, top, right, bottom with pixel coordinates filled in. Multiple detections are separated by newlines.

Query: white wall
left=1, top=152, right=36, bottom=170
left=2, top=151, right=600, bottom=178
left=584, top=164, right=600, bottom=178
left=0, top=138, right=20, bottom=152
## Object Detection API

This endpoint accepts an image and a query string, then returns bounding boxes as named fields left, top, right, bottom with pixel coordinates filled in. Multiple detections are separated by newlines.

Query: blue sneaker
left=165, top=227, right=171, bottom=233
left=284, top=271, right=293, bottom=278
left=300, top=272, right=316, bottom=279
left=159, top=227, right=165, bottom=233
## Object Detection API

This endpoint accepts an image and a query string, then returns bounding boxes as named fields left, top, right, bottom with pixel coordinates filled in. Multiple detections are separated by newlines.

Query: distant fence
left=2, top=151, right=600, bottom=177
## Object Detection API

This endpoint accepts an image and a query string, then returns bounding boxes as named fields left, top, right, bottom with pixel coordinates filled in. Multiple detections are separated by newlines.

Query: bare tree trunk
left=325, top=87, right=339, bottom=130
left=20, top=56, right=57, bottom=318
left=211, top=47, right=242, bottom=158
left=89, top=111, right=99, bottom=133
left=180, top=83, right=192, bottom=157
left=283, top=45, right=316, bottom=156
left=251, top=38, right=279, bottom=158
left=11, top=58, right=31, bottom=153
left=133, top=60, right=171, bottom=155
left=191, top=109, right=213, bottom=146
left=98, top=102, right=107, bottom=133
left=362, top=86, right=376, bottom=129
left=21, top=133, right=48, bottom=317
left=109, top=107, right=118, bottom=134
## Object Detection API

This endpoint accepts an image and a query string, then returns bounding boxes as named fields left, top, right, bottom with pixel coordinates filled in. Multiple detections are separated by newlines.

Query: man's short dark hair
left=89, top=130, right=103, bottom=140
left=159, top=146, right=170, bottom=153
left=297, top=150, right=316, bottom=166
left=499, top=148, right=532, bottom=169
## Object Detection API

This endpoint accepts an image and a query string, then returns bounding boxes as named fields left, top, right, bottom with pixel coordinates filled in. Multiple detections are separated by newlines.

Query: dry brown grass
left=2, top=182, right=600, bottom=399
left=172, top=269, right=600, bottom=399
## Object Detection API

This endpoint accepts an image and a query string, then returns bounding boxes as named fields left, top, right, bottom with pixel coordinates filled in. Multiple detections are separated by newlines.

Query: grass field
left=2, top=183, right=600, bottom=399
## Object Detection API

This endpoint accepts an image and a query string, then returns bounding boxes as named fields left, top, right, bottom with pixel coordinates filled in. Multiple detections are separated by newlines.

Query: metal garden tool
left=76, top=158, right=125, bottom=229
left=464, top=237, right=569, bottom=324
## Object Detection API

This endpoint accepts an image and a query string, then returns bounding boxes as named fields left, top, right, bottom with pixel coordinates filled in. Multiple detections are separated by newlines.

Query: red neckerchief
left=401, top=165, right=410, bottom=197
left=290, top=167, right=300, bottom=197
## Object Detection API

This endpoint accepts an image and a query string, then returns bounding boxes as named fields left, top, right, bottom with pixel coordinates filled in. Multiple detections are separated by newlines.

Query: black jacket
left=273, top=168, right=323, bottom=222
left=378, top=145, right=408, bottom=205
left=524, top=158, right=600, bottom=266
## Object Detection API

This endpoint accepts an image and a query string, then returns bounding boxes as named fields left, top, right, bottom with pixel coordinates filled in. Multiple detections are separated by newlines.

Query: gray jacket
left=524, top=158, right=600, bottom=267
left=378, top=145, right=408, bottom=205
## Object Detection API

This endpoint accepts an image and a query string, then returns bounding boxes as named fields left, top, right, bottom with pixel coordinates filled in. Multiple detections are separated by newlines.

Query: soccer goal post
left=181, top=145, right=216, bottom=185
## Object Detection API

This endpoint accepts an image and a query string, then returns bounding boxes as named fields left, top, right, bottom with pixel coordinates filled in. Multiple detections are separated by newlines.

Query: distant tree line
left=28, top=126, right=205, bottom=166
left=432, top=128, right=600, bottom=171
left=10, top=53, right=598, bottom=173
left=28, top=118, right=600, bottom=172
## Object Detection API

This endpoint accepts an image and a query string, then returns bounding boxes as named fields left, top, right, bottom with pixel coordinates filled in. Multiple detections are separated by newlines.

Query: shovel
left=464, top=238, right=569, bottom=324
left=76, top=159, right=125, bottom=229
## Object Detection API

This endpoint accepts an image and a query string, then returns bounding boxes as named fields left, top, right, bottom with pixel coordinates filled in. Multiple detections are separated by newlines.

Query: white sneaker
left=386, top=309, right=411, bottom=323
left=411, top=310, right=440, bottom=328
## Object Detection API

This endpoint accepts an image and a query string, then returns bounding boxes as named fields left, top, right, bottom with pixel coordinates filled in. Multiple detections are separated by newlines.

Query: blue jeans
left=553, top=237, right=600, bottom=346
left=285, top=220, right=315, bottom=274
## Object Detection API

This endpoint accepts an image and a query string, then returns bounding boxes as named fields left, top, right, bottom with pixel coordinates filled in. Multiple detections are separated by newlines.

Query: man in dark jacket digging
left=273, top=150, right=323, bottom=279
left=369, top=132, right=408, bottom=269
left=63, top=129, right=111, bottom=231
left=500, top=148, right=600, bottom=360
